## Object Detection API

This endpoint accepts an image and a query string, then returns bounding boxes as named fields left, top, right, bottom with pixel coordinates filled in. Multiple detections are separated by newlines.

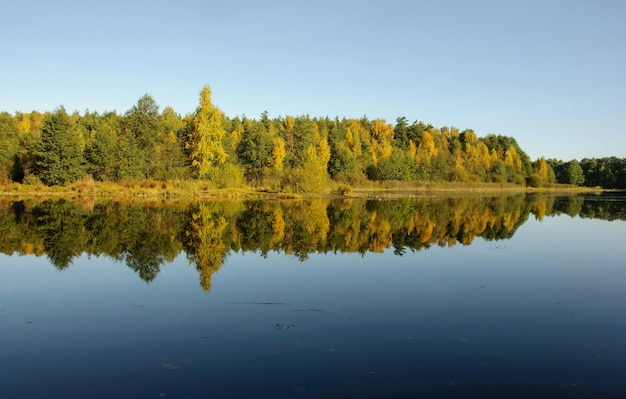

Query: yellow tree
left=186, top=85, right=227, bottom=178
left=369, top=119, right=393, bottom=165
left=420, top=130, right=437, bottom=158
left=536, top=157, right=549, bottom=181
left=271, top=137, right=286, bottom=172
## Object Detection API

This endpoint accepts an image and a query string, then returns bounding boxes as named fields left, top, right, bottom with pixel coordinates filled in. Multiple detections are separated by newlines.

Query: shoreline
left=0, top=180, right=605, bottom=202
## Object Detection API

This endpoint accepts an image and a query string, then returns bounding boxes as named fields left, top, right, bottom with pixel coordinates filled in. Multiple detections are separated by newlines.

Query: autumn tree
left=528, top=157, right=555, bottom=187
left=185, top=85, right=228, bottom=179
left=12, top=111, right=44, bottom=183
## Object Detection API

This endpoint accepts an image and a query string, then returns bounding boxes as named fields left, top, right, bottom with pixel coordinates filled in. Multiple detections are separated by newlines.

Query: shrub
left=23, top=175, right=42, bottom=186
left=207, top=163, right=245, bottom=189
left=332, top=184, right=353, bottom=196
left=281, top=167, right=326, bottom=193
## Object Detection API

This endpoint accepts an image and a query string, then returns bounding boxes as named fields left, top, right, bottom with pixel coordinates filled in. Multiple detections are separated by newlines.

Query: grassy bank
left=0, top=176, right=605, bottom=202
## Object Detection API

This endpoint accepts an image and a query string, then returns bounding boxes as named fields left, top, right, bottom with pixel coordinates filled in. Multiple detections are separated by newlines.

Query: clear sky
left=1, top=0, right=625, bottom=161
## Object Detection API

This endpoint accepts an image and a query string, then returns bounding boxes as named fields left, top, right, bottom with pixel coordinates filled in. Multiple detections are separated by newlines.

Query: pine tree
left=36, top=107, right=85, bottom=185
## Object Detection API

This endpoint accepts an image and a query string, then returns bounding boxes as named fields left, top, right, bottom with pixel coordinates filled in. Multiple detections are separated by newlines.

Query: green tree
left=565, top=160, right=585, bottom=186
left=0, top=112, right=19, bottom=182
left=393, top=116, right=410, bottom=149
left=237, top=119, right=273, bottom=184
left=36, top=107, right=85, bottom=185
left=84, top=112, right=120, bottom=181
left=158, top=106, right=187, bottom=179
left=123, top=94, right=161, bottom=178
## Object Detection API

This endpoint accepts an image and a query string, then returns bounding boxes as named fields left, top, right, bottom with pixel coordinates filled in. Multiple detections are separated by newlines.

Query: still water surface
left=1, top=194, right=625, bottom=398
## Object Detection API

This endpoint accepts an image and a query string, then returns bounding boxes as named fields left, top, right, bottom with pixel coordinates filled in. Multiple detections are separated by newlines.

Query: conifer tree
left=36, top=107, right=85, bottom=185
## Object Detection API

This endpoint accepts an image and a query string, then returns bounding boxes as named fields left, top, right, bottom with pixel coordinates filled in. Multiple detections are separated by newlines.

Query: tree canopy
left=2, top=85, right=623, bottom=190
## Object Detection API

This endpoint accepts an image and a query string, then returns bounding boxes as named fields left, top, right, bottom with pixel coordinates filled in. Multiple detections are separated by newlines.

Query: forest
left=1, top=85, right=625, bottom=191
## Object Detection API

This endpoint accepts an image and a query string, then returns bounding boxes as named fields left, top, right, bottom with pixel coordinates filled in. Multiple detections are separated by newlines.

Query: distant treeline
left=1, top=85, right=624, bottom=190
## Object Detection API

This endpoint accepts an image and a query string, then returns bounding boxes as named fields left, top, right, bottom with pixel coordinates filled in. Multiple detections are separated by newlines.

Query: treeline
left=1, top=85, right=624, bottom=190
left=1, top=195, right=621, bottom=291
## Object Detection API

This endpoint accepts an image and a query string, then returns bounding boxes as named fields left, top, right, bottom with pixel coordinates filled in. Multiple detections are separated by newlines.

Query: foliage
left=0, top=112, right=19, bottom=182
left=185, top=86, right=228, bottom=179
left=1, top=84, right=624, bottom=189
left=36, top=107, right=86, bottom=186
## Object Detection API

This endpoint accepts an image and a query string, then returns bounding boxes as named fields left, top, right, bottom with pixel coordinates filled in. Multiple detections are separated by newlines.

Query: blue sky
left=1, top=0, right=625, bottom=161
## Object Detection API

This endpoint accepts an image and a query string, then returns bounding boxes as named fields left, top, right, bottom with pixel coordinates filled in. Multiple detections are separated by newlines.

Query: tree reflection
left=182, top=202, right=231, bottom=291
left=0, top=193, right=623, bottom=291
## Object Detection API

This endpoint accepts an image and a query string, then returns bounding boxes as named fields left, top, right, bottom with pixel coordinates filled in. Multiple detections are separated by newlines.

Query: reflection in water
left=0, top=194, right=623, bottom=291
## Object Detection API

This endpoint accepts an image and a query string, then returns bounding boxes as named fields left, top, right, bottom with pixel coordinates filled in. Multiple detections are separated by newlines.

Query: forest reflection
left=1, top=194, right=623, bottom=292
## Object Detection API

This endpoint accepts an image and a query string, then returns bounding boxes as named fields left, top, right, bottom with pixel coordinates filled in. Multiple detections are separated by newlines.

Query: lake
left=1, top=193, right=626, bottom=398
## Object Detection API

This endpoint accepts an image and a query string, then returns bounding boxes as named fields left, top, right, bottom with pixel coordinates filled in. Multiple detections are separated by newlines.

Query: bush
left=207, top=163, right=245, bottom=189
left=281, top=167, right=326, bottom=193
left=333, top=170, right=367, bottom=186
left=70, top=174, right=96, bottom=194
left=527, top=173, right=545, bottom=188
left=332, top=184, right=353, bottom=196
left=23, top=175, right=42, bottom=186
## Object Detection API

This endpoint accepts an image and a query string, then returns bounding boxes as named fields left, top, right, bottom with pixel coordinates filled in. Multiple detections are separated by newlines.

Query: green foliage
left=328, top=143, right=360, bottom=179
left=366, top=148, right=417, bottom=181
left=237, top=119, right=274, bottom=184
left=580, top=157, right=626, bottom=188
left=0, top=112, right=19, bottom=182
left=565, top=160, right=585, bottom=186
left=84, top=113, right=119, bottom=180
left=36, top=107, right=86, bottom=186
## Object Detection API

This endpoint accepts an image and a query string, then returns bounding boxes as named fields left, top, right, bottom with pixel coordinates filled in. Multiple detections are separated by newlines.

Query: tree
left=0, top=112, right=19, bottom=182
left=528, top=157, right=555, bottom=187
left=124, top=94, right=162, bottom=178
left=185, top=85, right=227, bottom=178
left=393, top=116, right=409, bottom=149
left=84, top=112, right=120, bottom=181
left=36, top=107, right=85, bottom=185
left=565, top=160, right=585, bottom=186
left=237, top=119, right=273, bottom=183
left=158, top=106, right=186, bottom=179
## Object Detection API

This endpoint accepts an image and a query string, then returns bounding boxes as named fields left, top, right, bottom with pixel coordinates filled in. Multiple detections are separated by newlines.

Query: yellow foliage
left=272, top=137, right=286, bottom=171
left=318, top=135, right=331, bottom=166
left=185, top=204, right=229, bottom=292
left=536, top=157, right=549, bottom=180
left=504, top=146, right=522, bottom=169
left=283, top=116, right=295, bottom=132
left=270, top=208, right=285, bottom=247
left=419, top=131, right=437, bottom=158
left=408, top=140, right=418, bottom=160
left=370, top=119, right=394, bottom=141
left=186, top=85, right=228, bottom=178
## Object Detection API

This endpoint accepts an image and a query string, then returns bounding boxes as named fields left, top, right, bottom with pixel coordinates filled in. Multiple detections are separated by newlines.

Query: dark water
left=1, top=194, right=626, bottom=398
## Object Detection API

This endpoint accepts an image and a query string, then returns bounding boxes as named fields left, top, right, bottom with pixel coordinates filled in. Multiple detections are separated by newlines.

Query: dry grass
left=0, top=178, right=603, bottom=202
